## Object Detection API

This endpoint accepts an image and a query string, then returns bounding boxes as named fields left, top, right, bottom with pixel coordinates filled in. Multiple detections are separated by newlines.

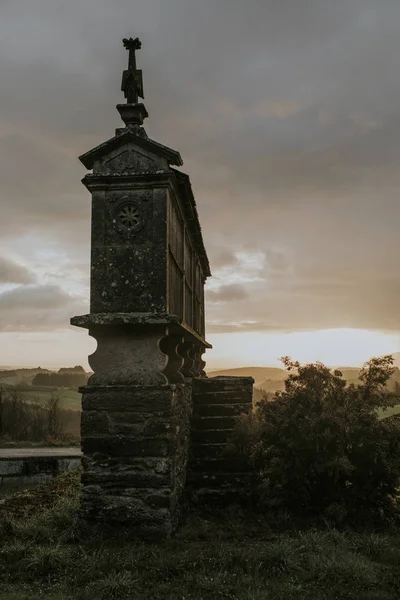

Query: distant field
left=3, top=383, right=399, bottom=418
left=18, top=388, right=82, bottom=411
left=378, top=404, right=400, bottom=419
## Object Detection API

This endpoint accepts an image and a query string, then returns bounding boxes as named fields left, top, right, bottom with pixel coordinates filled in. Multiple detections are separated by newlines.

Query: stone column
left=72, top=315, right=193, bottom=537
left=80, top=382, right=192, bottom=537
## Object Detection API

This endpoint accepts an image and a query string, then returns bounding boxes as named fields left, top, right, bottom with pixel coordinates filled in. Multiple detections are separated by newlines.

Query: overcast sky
left=0, top=0, right=399, bottom=367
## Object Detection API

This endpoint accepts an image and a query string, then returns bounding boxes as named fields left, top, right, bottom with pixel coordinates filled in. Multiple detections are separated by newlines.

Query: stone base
left=79, top=383, right=192, bottom=538
left=188, top=376, right=254, bottom=504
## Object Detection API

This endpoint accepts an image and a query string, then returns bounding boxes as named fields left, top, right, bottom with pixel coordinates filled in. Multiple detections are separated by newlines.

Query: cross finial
left=123, top=37, right=142, bottom=53
left=121, top=37, right=144, bottom=104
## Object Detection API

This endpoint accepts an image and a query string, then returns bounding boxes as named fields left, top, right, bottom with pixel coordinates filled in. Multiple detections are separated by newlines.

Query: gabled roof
left=79, top=129, right=183, bottom=170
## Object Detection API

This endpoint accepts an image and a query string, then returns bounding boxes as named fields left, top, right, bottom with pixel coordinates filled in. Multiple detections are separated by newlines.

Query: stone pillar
left=80, top=382, right=191, bottom=537
left=71, top=316, right=194, bottom=537
left=188, top=376, right=254, bottom=504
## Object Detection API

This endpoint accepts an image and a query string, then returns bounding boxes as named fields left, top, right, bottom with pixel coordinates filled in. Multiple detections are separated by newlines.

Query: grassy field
left=0, top=471, right=400, bottom=600
left=18, top=388, right=400, bottom=418
left=378, top=404, right=400, bottom=419
left=16, top=388, right=82, bottom=411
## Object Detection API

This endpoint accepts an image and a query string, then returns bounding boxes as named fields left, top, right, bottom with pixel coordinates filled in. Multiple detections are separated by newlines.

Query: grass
left=20, top=388, right=82, bottom=411
left=1, top=471, right=400, bottom=599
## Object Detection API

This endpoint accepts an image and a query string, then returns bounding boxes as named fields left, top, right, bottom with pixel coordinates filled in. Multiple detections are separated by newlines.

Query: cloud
left=206, top=283, right=249, bottom=303
left=0, top=285, right=86, bottom=332
left=0, top=257, right=36, bottom=284
left=207, top=320, right=288, bottom=334
left=0, top=0, right=399, bottom=340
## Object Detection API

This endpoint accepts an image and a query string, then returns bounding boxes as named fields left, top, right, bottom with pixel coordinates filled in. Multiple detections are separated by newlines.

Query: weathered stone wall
left=80, top=383, right=192, bottom=537
left=0, top=455, right=81, bottom=491
left=188, top=376, right=254, bottom=503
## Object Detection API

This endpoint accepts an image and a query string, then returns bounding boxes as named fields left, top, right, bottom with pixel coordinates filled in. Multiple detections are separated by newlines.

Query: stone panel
left=90, top=186, right=168, bottom=315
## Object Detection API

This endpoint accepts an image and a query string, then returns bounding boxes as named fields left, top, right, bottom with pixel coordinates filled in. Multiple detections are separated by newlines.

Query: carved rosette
left=109, top=192, right=151, bottom=238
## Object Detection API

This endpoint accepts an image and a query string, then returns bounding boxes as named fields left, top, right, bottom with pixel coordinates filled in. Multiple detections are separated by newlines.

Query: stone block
left=189, top=458, right=250, bottom=473
left=190, top=443, right=227, bottom=459
left=191, top=416, right=239, bottom=431
left=82, top=435, right=172, bottom=457
left=22, top=458, right=58, bottom=476
left=187, top=471, right=251, bottom=488
left=81, top=411, right=111, bottom=436
left=0, top=460, right=23, bottom=476
left=81, top=410, right=172, bottom=437
left=193, top=376, right=254, bottom=394
left=191, top=429, right=234, bottom=443
left=81, top=470, right=170, bottom=488
left=193, top=391, right=253, bottom=405
left=193, top=403, right=252, bottom=417
left=81, top=385, right=179, bottom=412
left=83, top=455, right=171, bottom=474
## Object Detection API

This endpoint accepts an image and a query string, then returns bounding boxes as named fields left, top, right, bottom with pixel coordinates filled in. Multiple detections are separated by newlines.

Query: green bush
left=230, top=355, right=400, bottom=525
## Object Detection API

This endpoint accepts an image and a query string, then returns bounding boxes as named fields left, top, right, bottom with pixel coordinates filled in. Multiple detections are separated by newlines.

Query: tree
left=231, top=355, right=400, bottom=525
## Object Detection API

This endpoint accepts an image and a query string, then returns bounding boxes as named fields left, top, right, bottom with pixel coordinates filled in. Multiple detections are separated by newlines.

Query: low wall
left=188, top=376, right=254, bottom=503
left=0, top=448, right=82, bottom=492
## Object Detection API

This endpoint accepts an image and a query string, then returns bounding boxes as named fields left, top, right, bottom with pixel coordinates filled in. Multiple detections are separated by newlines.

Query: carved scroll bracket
left=178, top=341, right=207, bottom=379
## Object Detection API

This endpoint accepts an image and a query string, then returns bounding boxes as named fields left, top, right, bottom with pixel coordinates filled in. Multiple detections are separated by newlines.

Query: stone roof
left=79, top=129, right=183, bottom=170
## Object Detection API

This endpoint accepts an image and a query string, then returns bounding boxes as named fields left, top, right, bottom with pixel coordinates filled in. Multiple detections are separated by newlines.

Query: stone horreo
left=71, top=38, right=254, bottom=537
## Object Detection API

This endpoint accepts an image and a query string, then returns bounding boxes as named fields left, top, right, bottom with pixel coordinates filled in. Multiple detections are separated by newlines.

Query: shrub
left=229, top=355, right=400, bottom=525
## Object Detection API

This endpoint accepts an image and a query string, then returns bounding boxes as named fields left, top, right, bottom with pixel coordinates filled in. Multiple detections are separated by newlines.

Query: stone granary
left=71, top=38, right=254, bottom=537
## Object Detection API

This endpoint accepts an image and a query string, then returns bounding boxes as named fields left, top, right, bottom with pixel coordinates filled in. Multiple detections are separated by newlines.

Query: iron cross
left=121, top=37, right=144, bottom=104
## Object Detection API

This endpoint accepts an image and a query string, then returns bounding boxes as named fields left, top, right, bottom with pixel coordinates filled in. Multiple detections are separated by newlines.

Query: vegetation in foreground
left=228, top=355, right=400, bottom=527
left=0, top=469, right=400, bottom=600
left=1, top=355, right=400, bottom=598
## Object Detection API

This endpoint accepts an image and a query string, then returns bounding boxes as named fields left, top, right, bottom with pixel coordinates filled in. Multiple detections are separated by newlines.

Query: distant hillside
left=58, top=366, right=86, bottom=374
left=207, top=365, right=400, bottom=394
left=0, top=370, right=19, bottom=385
left=206, top=367, right=287, bottom=388
left=0, top=367, right=53, bottom=386
left=0, top=366, right=88, bottom=387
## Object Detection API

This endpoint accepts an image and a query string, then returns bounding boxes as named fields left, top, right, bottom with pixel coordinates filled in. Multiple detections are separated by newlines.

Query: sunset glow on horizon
left=206, top=328, right=400, bottom=370
left=0, top=327, right=398, bottom=371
